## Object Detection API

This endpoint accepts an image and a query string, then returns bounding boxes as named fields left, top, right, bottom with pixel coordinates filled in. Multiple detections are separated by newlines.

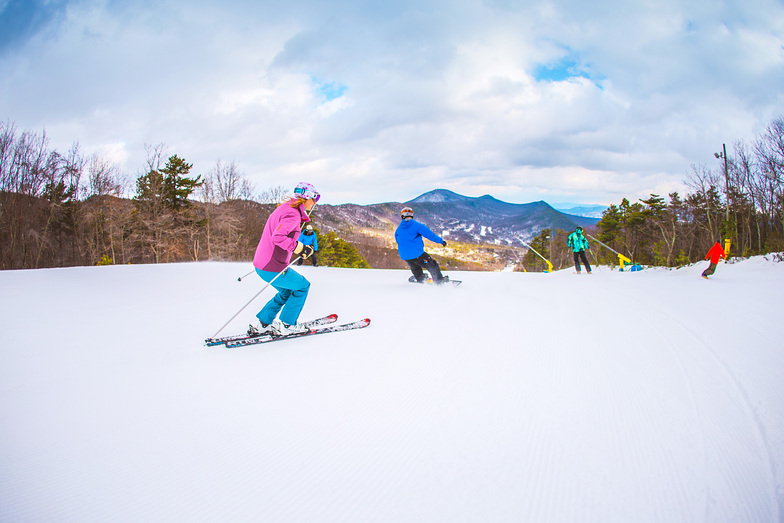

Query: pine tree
left=316, top=230, right=371, bottom=268
left=133, top=154, right=203, bottom=262
left=160, top=155, right=202, bottom=210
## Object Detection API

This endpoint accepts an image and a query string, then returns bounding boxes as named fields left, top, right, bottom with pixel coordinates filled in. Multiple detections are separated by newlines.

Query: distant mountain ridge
left=549, top=202, right=608, bottom=219
left=408, top=189, right=606, bottom=221
left=401, top=189, right=599, bottom=244
left=407, top=188, right=473, bottom=203
left=315, top=189, right=600, bottom=247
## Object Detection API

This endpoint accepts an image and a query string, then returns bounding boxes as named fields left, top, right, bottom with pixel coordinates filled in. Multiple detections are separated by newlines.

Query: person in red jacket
left=701, top=241, right=726, bottom=279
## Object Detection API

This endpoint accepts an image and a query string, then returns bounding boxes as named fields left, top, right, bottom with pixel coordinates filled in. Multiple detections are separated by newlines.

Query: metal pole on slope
left=516, top=235, right=554, bottom=273
left=715, top=143, right=730, bottom=223
left=714, top=144, right=733, bottom=257
left=212, top=256, right=302, bottom=338
left=507, top=243, right=527, bottom=272
left=587, top=234, right=632, bottom=269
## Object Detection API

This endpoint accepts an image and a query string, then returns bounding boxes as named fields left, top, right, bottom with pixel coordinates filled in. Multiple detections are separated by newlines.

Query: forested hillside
left=0, top=125, right=370, bottom=270
left=2, top=117, right=782, bottom=271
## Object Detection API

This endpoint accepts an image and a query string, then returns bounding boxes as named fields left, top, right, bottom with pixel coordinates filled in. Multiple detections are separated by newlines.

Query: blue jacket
left=567, top=230, right=589, bottom=252
left=395, top=219, right=444, bottom=260
left=300, top=230, right=318, bottom=250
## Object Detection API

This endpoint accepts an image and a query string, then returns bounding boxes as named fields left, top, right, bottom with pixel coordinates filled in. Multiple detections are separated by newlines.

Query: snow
left=1, top=258, right=783, bottom=522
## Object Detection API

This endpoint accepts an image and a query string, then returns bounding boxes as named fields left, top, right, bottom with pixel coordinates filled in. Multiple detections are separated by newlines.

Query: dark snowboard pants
left=702, top=262, right=718, bottom=277
left=405, top=252, right=444, bottom=282
left=296, top=254, right=318, bottom=267
left=573, top=250, right=591, bottom=273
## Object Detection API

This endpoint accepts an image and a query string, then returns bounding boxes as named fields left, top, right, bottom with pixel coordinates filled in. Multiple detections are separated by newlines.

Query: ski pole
left=211, top=256, right=302, bottom=338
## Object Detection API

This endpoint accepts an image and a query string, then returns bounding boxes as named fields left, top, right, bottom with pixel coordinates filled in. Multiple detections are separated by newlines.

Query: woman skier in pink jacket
left=249, top=182, right=320, bottom=335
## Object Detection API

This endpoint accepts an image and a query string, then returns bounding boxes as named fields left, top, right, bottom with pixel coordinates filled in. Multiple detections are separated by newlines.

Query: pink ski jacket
left=253, top=201, right=311, bottom=273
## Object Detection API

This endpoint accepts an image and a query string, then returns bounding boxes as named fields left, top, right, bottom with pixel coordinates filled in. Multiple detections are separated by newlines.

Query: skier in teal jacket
left=567, top=226, right=592, bottom=274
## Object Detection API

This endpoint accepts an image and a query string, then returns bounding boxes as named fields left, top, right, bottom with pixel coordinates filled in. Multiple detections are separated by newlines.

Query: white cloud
left=1, top=0, right=783, bottom=205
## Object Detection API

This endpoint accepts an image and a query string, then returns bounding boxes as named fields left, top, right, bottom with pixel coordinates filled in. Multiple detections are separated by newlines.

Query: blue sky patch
left=533, top=52, right=604, bottom=87
left=312, top=77, right=348, bottom=101
left=534, top=57, right=581, bottom=82
left=313, top=78, right=348, bottom=102
left=0, top=0, right=66, bottom=54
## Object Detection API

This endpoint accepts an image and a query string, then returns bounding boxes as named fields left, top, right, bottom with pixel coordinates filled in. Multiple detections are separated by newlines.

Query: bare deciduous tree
left=209, top=159, right=254, bottom=202
left=258, top=185, right=289, bottom=204
left=198, top=160, right=255, bottom=260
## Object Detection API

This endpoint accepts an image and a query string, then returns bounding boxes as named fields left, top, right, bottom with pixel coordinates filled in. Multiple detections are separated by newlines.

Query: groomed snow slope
left=1, top=258, right=783, bottom=522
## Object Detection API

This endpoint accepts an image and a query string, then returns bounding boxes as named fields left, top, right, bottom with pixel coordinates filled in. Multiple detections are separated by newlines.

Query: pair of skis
left=205, top=314, right=370, bottom=348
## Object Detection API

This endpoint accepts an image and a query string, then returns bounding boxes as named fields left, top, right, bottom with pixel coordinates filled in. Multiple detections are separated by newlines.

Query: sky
left=1, top=0, right=783, bottom=206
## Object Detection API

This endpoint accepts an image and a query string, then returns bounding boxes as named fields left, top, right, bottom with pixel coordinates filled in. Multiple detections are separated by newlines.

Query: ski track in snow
left=645, top=301, right=777, bottom=520
left=599, top=277, right=778, bottom=521
left=0, top=260, right=783, bottom=522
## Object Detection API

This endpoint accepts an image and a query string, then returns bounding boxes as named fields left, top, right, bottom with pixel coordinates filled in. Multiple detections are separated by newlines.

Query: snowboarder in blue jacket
left=296, top=224, right=319, bottom=266
left=395, top=207, right=449, bottom=284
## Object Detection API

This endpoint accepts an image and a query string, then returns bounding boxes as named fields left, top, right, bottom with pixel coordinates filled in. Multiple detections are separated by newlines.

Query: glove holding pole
left=239, top=218, right=316, bottom=282
left=294, top=241, right=315, bottom=260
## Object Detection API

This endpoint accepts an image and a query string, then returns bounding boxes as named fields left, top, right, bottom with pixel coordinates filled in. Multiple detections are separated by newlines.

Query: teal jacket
left=567, top=230, right=589, bottom=252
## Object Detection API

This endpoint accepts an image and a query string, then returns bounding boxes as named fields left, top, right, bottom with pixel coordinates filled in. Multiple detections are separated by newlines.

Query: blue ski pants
left=255, top=267, right=310, bottom=326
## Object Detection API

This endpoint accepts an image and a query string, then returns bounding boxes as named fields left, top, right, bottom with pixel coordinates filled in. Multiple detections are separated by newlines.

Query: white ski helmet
left=294, top=182, right=320, bottom=202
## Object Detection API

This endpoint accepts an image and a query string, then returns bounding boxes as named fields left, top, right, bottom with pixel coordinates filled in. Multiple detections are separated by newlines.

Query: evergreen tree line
left=0, top=122, right=369, bottom=270
left=524, top=116, right=784, bottom=271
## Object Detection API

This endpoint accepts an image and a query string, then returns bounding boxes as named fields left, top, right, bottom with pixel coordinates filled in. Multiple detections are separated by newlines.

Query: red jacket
left=705, top=242, right=726, bottom=264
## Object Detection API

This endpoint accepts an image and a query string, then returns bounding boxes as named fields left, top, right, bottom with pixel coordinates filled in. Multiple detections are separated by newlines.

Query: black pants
left=296, top=254, right=318, bottom=267
left=405, top=252, right=444, bottom=282
left=573, top=250, right=591, bottom=273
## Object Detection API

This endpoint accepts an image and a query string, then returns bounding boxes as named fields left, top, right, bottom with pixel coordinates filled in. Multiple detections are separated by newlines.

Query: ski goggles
left=294, top=187, right=320, bottom=203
